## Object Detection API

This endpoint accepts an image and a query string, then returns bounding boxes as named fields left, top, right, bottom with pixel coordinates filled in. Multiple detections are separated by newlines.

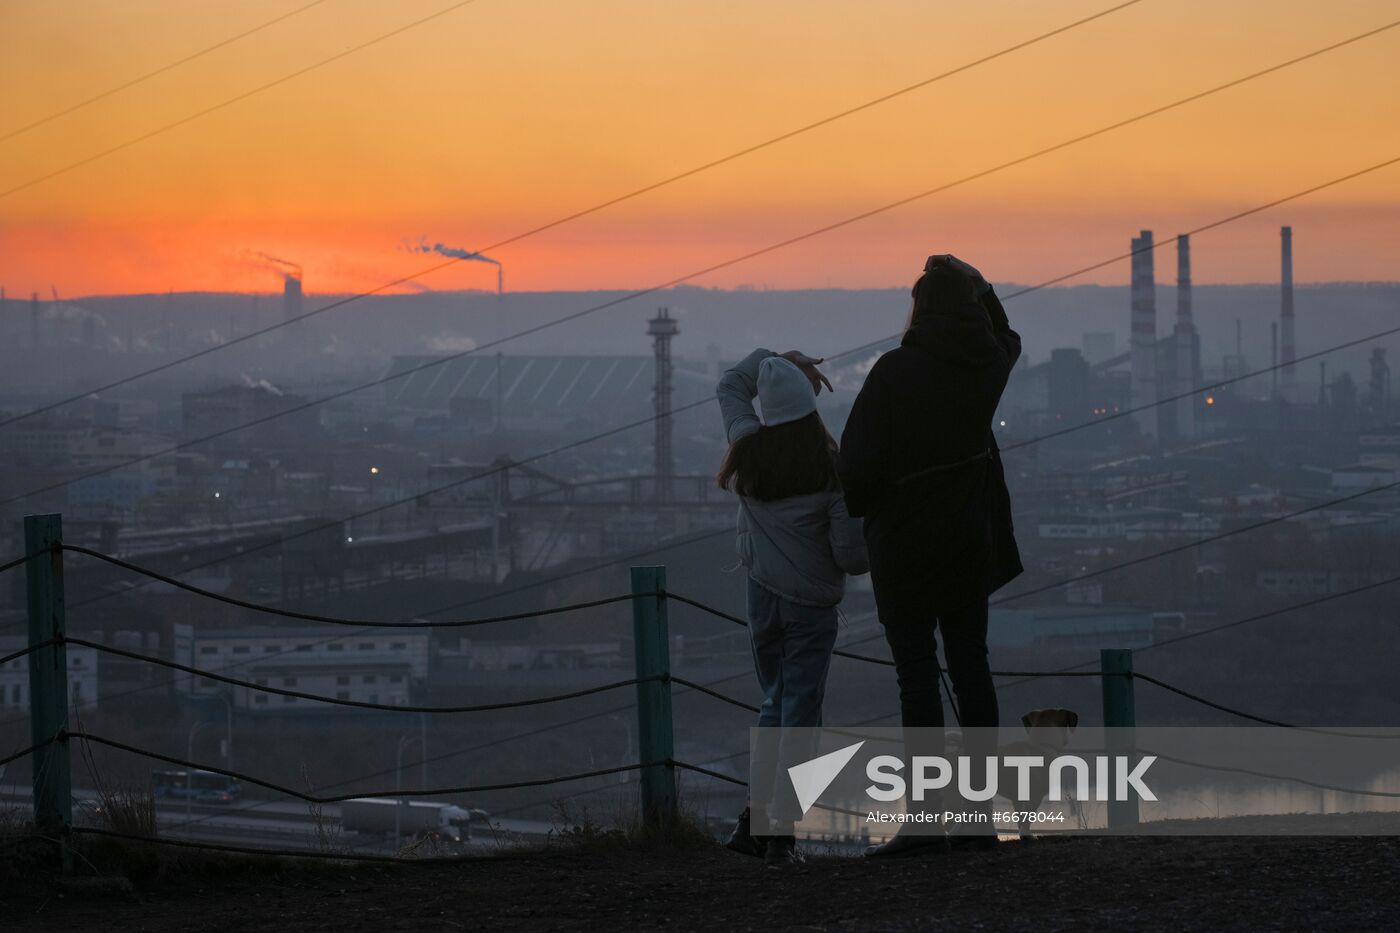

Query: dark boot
left=724, top=808, right=766, bottom=858
left=764, top=835, right=803, bottom=868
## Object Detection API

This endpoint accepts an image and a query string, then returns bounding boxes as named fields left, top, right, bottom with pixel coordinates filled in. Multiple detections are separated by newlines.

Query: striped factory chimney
left=1130, top=230, right=1157, bottom=436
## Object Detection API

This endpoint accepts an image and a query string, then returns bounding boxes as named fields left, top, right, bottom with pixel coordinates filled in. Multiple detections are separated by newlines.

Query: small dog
left=948, top=707, right=1080, bottom=838
left=998, top=708, right=1079, bottom=837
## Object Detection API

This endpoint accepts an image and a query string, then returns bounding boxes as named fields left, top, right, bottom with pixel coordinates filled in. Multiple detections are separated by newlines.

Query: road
left=0, top=786, right=556, bottom=856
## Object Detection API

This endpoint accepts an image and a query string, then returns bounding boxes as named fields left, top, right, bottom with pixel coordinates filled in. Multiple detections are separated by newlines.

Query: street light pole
left=419, top=712, right=428, bottom=791
left=185, top=721, right=212, bottom=833
left=394, top=733, right=418, bottom=846
left=220, top=692, right=234, bottom=773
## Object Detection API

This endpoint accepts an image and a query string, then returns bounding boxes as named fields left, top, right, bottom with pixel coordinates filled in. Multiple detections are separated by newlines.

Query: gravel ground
left=6, top=815, right=1400, bottom=931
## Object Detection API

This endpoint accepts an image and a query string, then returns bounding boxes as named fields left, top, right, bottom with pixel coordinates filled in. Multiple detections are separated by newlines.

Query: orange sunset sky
left=1, top=0, right=1397, bottom=298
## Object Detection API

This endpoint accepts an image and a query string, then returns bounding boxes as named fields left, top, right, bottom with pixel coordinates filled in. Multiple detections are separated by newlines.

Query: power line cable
left=19, top=158, right=1400, bottom=713
left=37, top=273, right=1400, bottom=650
left=60, top=467, right=722, bottom=615
left=14, top=147, right=1400, bottom=604
left=0, top=0, right=482, bottom=201
left=1140, top=573, right=1400, bottom=654
left=3, top=13, right=1392, bottom=433
left=1130, top=672, right=1400, bottom=737
left=990, top=479, right=1400, bottom=605
left=0, top=0, right=333, bottom=144
left=993, top=572, right=1400, bottom=691
left=818, top=152, right=1400, bottom=377
left=0, top=0, right=1148, bottom=431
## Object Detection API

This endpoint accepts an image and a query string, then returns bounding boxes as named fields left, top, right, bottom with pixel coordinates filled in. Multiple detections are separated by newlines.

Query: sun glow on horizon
left=1, top=0, right=1397, bottom=298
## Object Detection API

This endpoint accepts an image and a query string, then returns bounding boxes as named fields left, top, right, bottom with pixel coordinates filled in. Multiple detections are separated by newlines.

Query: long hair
left=717, top=411, right=840, bottom=501
left=905, top=264, right=979, bottom=331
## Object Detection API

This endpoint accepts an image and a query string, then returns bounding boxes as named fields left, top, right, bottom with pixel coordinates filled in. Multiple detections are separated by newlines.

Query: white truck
left=340, top=798, right=474, bottom=844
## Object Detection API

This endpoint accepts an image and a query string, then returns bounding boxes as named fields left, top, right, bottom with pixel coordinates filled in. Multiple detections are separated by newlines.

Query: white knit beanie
left=757, top=357, right=817, bottom=426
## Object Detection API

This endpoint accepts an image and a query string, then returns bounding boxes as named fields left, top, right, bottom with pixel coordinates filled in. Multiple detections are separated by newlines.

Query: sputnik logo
left=787, top=741, right=865, bottom=815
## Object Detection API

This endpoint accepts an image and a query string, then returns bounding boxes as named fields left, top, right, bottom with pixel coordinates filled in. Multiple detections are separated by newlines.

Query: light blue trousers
left=746, top=576, right=839, bottom=828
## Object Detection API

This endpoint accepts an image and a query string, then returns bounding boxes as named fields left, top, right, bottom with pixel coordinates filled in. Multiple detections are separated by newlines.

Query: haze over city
left=2, top=2, right=1399, bottom=929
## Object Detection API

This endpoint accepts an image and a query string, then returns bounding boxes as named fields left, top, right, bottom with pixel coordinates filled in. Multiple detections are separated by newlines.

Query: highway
left=1, top=786, right=556, bottom=857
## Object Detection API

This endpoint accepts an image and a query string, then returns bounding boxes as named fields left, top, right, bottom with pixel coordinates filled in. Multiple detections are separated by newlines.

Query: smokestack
left=1280, top=226, right=1296, bottom=398
left=282, top=274, right=303, bottom=323
left=418, top=242, right=502, bottom=295
left=30, top=292, right=40, bottom=349
left=1130, top=230, right=1157, bottom=436
left=1271, top=322, right=1279, bottom=396
left=648, top=308, right=679, bottom=501
left=1173, top=234, right=1196, bottom=439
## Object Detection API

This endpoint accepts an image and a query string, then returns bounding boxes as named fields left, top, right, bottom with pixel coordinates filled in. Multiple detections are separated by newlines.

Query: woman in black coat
left=839, top=254, right=1022, bottom=855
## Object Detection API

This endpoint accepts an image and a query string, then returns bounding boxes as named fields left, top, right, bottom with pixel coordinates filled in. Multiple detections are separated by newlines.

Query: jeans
left=876, top=586, right=999, bottom=825
left=746, top=576, right=839, bottom=829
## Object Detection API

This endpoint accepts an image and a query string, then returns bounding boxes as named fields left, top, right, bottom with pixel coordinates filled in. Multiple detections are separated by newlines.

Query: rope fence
left=10, top=543, right=1392, bottom=731
left=0, top=552, right=40, bottom=577
left=62, top=544, right=655, bottom=629
left=67, top=731, right=657, bottom=804
left=64, top=637, right=658, bottom=715
left=9, top=516, right=1400, bottom=863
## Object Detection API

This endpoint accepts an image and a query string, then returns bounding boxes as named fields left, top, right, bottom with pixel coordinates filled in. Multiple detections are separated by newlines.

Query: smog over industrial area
left=2, top=1, right=1399, bottom=929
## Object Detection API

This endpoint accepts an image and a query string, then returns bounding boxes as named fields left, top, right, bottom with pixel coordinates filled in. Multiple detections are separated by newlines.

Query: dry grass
left=550, top=783, right=716, bottom=851
left=302, top=764, right=351, bottom=856
left=96, top=785, right=157, bottom=838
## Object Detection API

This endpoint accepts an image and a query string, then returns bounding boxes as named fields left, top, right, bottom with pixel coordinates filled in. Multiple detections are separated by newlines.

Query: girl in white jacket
left=715, top=348, right=868, bottom=867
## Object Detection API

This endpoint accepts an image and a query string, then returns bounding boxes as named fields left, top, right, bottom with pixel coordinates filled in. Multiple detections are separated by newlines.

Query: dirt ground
left=5, top=820, right=1400, bottom=931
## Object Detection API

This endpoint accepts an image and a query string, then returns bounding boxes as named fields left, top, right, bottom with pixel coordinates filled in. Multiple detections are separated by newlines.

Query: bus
left=151, top=769, right=242, bottom=804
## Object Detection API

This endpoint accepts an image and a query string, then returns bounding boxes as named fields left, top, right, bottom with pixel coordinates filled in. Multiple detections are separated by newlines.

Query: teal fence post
left=631, top=566, right=676, bottom=825
left=1100, top=648, right=1138, bottom=830
left=25, top=514, right=72, bottom=852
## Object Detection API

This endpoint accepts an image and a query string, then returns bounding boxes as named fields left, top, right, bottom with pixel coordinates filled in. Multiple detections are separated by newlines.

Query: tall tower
left=648, top=308, right=679, bottom=501
left=1271, top=322, right=1279, bottom=397
left=282, top=272, right=305, bottom=356
left=1130, top=230, right=1157, bottom=436
left=30, top=292, right=40, bottom=349
left=1280, top=226, right=1296, bottom=399
left=1173, top=234, right=1198, bottom=439
left=282, top=274, right=303, bottom=323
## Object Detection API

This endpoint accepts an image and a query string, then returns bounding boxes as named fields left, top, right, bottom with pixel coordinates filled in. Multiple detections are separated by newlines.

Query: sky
left=1, top=0, right=1397, bottom=298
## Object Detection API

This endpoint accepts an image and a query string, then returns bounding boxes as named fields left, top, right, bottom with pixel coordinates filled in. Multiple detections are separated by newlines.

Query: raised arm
left=716, top=347, right=776, bottom=443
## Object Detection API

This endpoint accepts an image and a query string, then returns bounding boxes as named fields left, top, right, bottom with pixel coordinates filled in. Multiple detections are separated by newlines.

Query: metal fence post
left=25, top=514, right=72, bottom=849
left=631, top=566, right=676, bottom=825
left=1100, top=648, right=1138, bottom=829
